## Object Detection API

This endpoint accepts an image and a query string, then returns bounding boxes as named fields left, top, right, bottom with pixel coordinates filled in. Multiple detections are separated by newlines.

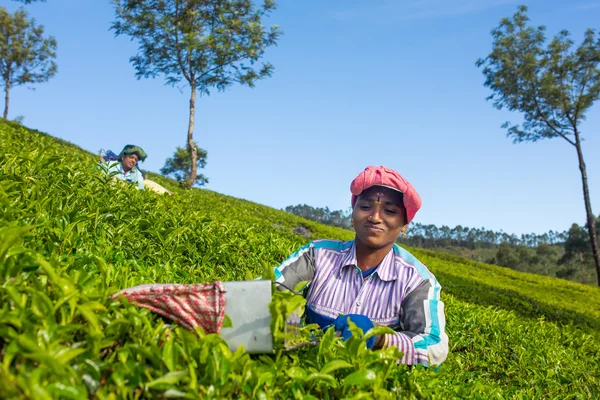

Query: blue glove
left=305, top=306, right=335, bottom=329
left=334, top=314, right=375, bottom=349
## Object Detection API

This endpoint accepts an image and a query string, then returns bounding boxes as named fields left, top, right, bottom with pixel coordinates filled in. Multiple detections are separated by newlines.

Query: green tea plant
left=412, top=248, right=600, bottom=336
left=1, top=120, right=599, bottom=398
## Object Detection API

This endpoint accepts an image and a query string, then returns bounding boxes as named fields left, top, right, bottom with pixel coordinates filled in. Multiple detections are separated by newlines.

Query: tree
left=111, top=0, right=280, bottom=186
left=160, top=142, right=208, bottom=187
left=476, top=5, right=600, bottom=285
left=560, top=217, right=600, bottom=262
left=284, top=204, right=353, bottom=230
left=0, top=7, right=57, bottom=119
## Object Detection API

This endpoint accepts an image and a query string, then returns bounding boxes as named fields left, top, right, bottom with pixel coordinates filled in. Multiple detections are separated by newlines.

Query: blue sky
left=4, top=0, right=600, bottom=236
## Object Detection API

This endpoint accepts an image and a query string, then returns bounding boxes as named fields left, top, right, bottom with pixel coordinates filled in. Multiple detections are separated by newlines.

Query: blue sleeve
left=136, top=170, right=145, bottom=190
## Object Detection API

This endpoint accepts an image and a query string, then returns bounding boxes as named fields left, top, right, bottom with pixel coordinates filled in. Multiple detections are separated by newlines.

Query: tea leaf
left=145, top=371, right=187, bottom=390
left=342, top=369, right=377, bottom=387
left=320, top=360, right=353, bottom=375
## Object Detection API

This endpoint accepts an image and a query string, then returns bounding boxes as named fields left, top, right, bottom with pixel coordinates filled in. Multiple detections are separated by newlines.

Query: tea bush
left=1, top=120, right=599, bottom=398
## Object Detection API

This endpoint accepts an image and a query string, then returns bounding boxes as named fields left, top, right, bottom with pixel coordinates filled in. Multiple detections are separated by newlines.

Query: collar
left=340, top=241, right=358, bottom=269
left=338, top=241, right=399, bottom=282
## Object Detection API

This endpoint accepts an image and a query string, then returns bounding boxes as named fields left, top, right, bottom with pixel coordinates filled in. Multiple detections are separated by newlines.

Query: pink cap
left=350, top=166, right=422, bottom=224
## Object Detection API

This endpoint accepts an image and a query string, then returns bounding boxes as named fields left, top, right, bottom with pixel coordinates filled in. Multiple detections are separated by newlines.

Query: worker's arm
left=381, top=279, right=449, bottom=366
left=274, top=242, right=316, bottom=292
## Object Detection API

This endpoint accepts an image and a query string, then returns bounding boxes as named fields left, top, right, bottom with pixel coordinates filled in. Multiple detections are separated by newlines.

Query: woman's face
left=121, top=153, right=139, bottom=172
left=352, top=186, right=407, bottom=250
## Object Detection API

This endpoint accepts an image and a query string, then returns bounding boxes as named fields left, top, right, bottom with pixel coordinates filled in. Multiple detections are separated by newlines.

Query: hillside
left=1, top=120, right=599, bottom=398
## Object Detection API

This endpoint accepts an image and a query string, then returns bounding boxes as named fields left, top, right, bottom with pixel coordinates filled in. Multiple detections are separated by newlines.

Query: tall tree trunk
left=186, top=83, right=198, bottom=186
left=574, top=129, right=600, bottom=286
left=3, top=81, right=10, bottom=120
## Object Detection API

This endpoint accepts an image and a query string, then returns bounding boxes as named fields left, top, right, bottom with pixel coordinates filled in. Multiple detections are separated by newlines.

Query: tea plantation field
left=1, top=120, right=599, bottom=399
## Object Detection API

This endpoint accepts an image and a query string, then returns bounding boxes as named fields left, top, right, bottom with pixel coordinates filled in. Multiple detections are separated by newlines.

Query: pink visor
left=350, top=166, right=422, bottom=224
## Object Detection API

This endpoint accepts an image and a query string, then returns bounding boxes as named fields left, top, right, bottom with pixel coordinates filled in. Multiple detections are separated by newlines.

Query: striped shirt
left=274, top=239, right=448, bottom=366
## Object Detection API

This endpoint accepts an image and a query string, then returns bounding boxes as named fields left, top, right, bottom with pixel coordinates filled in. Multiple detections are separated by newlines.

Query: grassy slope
left=1, top=120, right=599, bottom=398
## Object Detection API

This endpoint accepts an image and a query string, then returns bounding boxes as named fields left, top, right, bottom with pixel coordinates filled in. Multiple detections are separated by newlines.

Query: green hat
left=118, top=144, right=148, bottom=162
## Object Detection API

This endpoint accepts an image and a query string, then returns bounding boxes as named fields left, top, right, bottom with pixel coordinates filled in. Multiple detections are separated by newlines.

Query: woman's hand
left=334, top=314, right=376, bottom=349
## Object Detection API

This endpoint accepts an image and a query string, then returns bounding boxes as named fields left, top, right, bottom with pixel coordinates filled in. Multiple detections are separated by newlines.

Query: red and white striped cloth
left=111, top=282, right=226, bottom=333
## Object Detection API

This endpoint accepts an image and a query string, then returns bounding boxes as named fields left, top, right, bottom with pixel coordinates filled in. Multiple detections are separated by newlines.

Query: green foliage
left=111, top=0, right=280, bottom=93
left=285, top=204, right=353, bottom=230
left=561, top=220, right=600, bottom=264
left=411, top=247, right=600, bottom=337
left=160, top=142, right=208, bottom=187
left=0, top=6, right=57, bottom=119
left=476, top=5, right=600, bottom=144
left=1, top=120, right=600, bottom=398
left=403, top=223, right=568, bottom=248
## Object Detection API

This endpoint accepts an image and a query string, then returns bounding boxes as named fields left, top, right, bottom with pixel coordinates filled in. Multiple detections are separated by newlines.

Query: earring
left=402, top=232, right=407, bottom=237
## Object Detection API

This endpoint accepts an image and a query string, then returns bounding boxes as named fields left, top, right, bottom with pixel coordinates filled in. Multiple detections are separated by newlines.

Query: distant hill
left=1, top=119, right=599, bottom=398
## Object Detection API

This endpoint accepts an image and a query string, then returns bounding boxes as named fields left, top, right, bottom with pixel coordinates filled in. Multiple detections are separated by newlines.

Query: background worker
left=104, top=144, right=147, bottom=190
